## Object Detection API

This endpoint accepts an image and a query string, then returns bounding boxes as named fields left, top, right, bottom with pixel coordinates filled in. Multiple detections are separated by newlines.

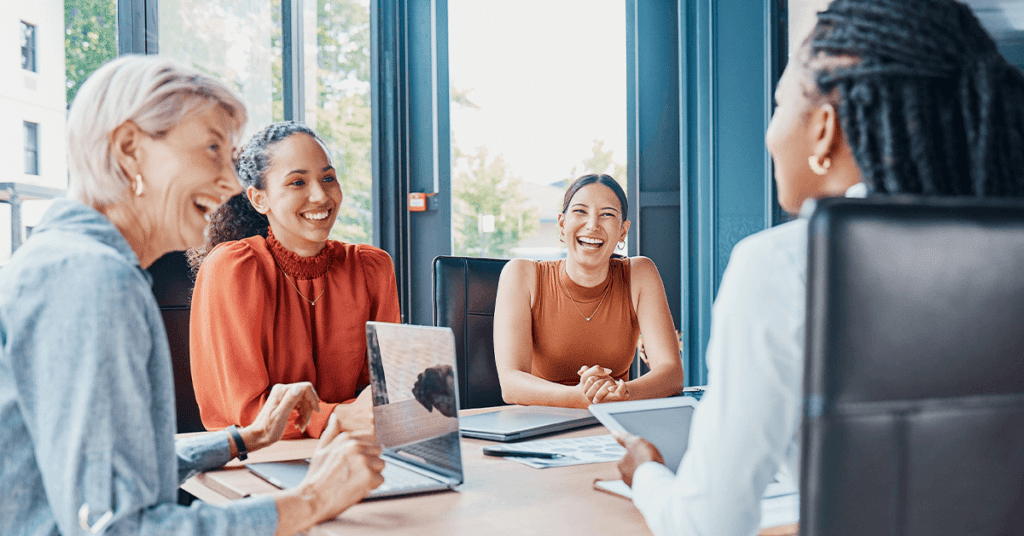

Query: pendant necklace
left=559, top=264, right=612, bottom=322
left=279, top=268, right=327, bottom=306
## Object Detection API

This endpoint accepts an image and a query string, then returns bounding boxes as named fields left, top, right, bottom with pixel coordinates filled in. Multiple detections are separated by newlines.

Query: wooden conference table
left=181, top=407, right=799, bottom=536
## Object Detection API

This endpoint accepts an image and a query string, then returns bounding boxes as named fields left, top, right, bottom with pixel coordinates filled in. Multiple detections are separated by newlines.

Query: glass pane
left=312, top=0, right=373, bottom=245
left=0, top=2, right=115, bottom=262
left=159, top=0, right=283, bottom=137
left=448, top=0, right=627, bottom=260
left=66, top=0, right=118, bottom=105
left=961, top=1, right=1024, bottom=73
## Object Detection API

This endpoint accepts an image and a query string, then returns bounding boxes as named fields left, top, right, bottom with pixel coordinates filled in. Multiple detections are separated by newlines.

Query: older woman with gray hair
left=0, top=55, right=383, bottom=535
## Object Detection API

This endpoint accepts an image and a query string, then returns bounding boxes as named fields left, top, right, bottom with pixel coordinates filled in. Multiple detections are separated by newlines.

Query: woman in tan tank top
left=493, top=174, right=684, bottom=409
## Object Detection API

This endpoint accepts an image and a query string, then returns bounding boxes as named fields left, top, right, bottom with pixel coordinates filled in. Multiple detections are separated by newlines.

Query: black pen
left=482, top=447, right=564, bottom=459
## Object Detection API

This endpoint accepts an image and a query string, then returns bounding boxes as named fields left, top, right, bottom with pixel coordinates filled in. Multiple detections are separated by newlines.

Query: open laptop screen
left=366, top=322, right=463, bottom=479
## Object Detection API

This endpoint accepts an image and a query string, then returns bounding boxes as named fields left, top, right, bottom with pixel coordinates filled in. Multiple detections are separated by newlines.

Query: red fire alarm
left=408, top=192, right=436, bottom=212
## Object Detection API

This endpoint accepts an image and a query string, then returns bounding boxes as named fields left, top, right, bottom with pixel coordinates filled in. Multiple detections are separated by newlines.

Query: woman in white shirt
left=615, top=0, right=1024, bottom=534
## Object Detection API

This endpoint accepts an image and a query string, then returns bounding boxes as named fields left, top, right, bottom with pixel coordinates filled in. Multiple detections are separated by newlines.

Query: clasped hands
left=577, top=365, right=630, bottom=405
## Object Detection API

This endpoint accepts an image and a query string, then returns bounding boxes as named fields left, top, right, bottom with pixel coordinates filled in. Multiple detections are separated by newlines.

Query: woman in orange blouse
left=189, top=121, right=400, bottom=439
left=493, top=174, right=684, bottom=409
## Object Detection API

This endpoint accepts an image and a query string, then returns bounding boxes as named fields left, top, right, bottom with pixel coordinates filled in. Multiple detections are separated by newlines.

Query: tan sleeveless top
left=530, top=258, right=640, bottom=386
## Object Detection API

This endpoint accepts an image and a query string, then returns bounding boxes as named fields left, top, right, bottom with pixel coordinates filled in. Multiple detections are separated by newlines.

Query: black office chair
left=432, top=256, right=509, bottom=409
left=801, top=197, right=1024, bottom=536
left=148, top=251, right=205, bottom=434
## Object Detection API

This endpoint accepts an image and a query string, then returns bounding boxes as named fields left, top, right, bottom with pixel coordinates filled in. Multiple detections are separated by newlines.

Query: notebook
left=248, top=322, right=464, bottom=499
left=459, top=406, right=599, bottom=442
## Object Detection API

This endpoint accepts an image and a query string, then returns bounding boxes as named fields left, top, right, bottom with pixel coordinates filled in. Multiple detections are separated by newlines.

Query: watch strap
left=226, top=425, right=248, bottom=461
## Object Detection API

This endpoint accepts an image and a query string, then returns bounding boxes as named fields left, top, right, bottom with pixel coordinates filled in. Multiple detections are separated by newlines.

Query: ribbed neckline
left=266, top=227, right=334, bottom=280
left=558, top=259, right=613, bottom=302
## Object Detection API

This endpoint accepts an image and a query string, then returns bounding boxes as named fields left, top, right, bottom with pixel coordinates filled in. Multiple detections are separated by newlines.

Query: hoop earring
left=559, top=232, right=565, bottom=244
left=617, top=241, right=625, bottom=250
left=808, top=155, right=832, bottom=176
left=133, top=174, right=145, bottom=197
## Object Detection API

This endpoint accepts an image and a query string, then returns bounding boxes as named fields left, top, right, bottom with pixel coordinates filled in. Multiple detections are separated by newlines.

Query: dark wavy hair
left=561, top=174, right=629, bottom=220
left=187, top=121, right=326, bottom=274
left=803, top=0, right=1024, bottom=197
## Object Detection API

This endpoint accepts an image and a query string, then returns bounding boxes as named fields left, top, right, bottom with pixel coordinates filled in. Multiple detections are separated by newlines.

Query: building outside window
left=24, top=122, right=39, bottom=175
left=21, top=21, right=36, bottom=72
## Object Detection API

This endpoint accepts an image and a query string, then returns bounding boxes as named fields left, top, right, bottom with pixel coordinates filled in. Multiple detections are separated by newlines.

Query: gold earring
left=559, top=231, right=565, bottom=244
left=133, top=174, right=144, bottom=196
left=808, top=155, right=832, bottom=176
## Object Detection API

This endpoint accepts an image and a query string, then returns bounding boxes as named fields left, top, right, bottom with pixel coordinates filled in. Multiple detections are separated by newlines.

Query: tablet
left=588, top=396, right=698, bottom=472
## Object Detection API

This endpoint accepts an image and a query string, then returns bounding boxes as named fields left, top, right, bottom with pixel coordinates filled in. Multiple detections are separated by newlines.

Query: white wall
left=0, top=0, right=67, bottom=261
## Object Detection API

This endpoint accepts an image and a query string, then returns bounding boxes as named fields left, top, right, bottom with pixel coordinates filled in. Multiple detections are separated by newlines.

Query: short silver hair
left=66, top=55, right=248, bottom=208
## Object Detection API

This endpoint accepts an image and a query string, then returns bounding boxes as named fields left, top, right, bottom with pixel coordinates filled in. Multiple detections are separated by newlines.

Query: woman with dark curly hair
left=188, top=121, right=400, bottom=439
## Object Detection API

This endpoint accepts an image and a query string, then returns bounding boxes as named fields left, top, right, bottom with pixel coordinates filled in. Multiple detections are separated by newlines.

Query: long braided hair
left=804, top=0, right=1024, bottom=197
left=187, top=121, right=326, bottom=274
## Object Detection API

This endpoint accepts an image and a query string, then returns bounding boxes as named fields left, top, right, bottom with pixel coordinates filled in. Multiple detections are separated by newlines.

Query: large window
left=448, top=0, right=627, bottom=260
left=21, top=21, right=36, bottom=72
left=159, top=0, right=373, bottom=245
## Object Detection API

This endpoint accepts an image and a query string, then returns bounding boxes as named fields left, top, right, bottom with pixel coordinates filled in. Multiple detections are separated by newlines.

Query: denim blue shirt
left=0, top=199, right=278, bottom=535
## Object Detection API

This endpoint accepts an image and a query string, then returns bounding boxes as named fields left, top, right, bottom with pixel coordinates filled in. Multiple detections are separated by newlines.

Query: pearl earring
left=808, top=155, right=832, bottom=176
left=133, top=174, right=144, bottom=196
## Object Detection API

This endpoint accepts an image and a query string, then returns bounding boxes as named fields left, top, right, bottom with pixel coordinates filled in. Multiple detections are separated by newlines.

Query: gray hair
left=66, top=55, right=248, bottom=208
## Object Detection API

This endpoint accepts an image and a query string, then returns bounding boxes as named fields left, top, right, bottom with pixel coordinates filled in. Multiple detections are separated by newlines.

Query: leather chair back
left=802, top=197, right=1024, bottom=536
left=148, top=251, right=205, bottom=433
left=433, top=256, right=509, bottom=409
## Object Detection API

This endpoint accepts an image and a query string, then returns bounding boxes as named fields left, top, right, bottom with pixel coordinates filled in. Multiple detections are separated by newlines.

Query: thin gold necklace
left=279, top=268, right=327, bottom=306
left=559, top=264, right=612, bottom=322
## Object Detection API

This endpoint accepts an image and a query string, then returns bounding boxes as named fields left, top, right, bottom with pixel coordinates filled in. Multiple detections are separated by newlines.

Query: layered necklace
left=559, top=263, right=612, bottom=322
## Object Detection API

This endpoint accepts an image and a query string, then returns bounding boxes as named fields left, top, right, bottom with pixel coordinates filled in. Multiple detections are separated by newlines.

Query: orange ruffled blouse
left=190, top=229, right=401, bottom=438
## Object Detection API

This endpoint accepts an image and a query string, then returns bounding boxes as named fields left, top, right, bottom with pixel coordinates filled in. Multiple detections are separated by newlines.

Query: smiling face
left=248, top=133, right=341, bottom=257
left=136, top=105, right=242, bottom=250
left=558, top=182, right=630, bottom=267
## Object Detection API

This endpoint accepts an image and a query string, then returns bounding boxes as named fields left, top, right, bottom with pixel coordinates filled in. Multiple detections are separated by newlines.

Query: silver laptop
left=248, top=322, right=464, bottom=499
left=459, top=406, right=599, bottom=442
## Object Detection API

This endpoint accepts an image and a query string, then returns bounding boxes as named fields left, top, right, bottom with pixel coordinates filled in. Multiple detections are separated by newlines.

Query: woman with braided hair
left=614, top=1, right=1024, bottom=534
left=189, top=121, right=400, bottom=439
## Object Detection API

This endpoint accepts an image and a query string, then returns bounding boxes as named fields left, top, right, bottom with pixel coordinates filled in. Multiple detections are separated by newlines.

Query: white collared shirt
left=631, top=183, right=866, bottom=536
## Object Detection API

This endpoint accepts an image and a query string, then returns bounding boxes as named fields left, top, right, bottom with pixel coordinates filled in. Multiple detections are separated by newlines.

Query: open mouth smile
left=301, top=208, right=333, bottom=222
left=192, top=195, right=223, bottom=222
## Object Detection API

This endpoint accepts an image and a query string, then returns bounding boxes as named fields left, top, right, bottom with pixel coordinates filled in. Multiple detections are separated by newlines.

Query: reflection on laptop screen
left=366, top=322, right=462, bottom=478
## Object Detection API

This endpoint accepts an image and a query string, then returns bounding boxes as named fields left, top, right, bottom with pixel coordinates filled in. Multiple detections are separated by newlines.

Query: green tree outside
left=315, top=0, right=373, bottom=245
left=557, top=139, right=627, bottom=189
left=65, top=0, right=118, bottom=106
left=451, top=146, right=539, bottom=258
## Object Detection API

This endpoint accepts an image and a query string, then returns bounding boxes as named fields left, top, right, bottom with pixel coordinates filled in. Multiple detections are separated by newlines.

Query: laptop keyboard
left=393, top=434, right=460, bottom=466
left=374, top=461, right=440, bottom=493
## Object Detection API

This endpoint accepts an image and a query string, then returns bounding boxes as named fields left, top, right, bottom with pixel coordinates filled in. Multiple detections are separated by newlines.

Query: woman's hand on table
left=331, top=387, right=375, bottom=433
left=613, top=431, right=664, bottom=487
left=242, top=382, right=321, bottom=452
left=301, top=415, right=385, bottom=521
